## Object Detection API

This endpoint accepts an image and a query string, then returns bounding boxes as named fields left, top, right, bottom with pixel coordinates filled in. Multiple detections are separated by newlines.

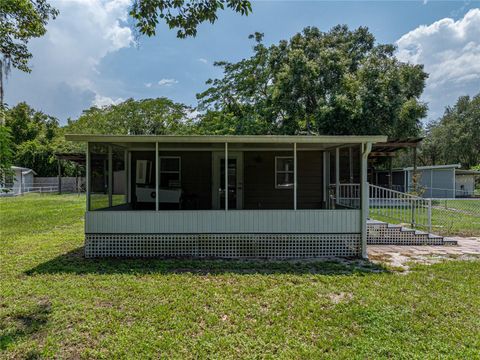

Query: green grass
left=1, top=194, right=480, bottom=358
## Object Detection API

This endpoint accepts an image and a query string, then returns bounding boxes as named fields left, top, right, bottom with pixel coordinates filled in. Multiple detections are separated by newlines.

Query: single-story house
left=374, top=164, right=480, bottom=198
left=0, top=166, right=37, bottom=196
left=66, top=134, right=387, bottom=259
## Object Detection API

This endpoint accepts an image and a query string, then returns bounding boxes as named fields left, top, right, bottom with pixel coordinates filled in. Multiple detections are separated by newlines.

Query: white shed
left=2, top=166, right=37, bottom=195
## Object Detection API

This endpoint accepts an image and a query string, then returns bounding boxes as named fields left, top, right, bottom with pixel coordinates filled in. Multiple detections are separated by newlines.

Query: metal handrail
left=369, top=184, right=431, bottom=231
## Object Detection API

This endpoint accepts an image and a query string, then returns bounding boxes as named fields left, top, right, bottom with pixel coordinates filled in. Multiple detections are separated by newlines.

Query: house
left=0, top=166, right=37, bottom=196
left=66, top=134, right=387, bottom=259
left=374, top=164, right=480, bottom=198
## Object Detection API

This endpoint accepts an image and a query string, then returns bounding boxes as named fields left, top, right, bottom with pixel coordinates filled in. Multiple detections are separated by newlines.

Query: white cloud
left=396, top=9, right=480, bottom=120
left=5, top=0, right=133, bottom=121
left=93, top=94, right=124, bottom=107
left=198, top=58, right=208, bottom=64
left=158, top=78, right=179, bottom=86
left=145, top=82, right=152, bottom=88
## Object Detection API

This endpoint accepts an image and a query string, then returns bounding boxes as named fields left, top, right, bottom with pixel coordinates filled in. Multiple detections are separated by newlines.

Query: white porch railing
left=329, top=183, right=432, bottom=231
left=369, top=184, right=432, bottom=231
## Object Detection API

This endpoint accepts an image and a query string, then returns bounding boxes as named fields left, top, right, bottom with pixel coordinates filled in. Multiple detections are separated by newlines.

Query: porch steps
left=367, top=220, right=457, bottom=246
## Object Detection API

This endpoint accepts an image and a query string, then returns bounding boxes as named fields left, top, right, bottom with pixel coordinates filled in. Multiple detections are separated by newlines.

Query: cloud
left=93, top=94, right=124, bottom=107
left=158, top=78, right=179, bottom=86
left=396, top=9, right=480, bottom=120
left=145, top=82, right=152, bottom=88
left=198, top=58, right=208, bottom=64
left=5, top=0, right=133, bottom=121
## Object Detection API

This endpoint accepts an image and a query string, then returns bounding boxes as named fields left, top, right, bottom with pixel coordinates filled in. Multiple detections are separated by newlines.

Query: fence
left=428, top=198, right=480, bottom=236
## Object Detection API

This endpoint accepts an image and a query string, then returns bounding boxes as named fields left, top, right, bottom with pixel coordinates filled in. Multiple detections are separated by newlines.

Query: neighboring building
left=374, top=164, right=480, bottom=198
left=0, top=166, right=37, bottom=196
left=66, top=134, right=387, bottom=259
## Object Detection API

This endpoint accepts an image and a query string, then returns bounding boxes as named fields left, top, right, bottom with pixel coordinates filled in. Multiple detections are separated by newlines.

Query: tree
left=130, top=0, right=251, bottom=38
left=5, top=102, right=63, bottom=176
left=0, top=120, right=13, bottom=185
left=0, top=0, right=58, bottom=109
left=67, top=97, right=194, bottom=135
left=197, top=26, right=428, bottom=137
left=421, top=93, right=480, bottom=169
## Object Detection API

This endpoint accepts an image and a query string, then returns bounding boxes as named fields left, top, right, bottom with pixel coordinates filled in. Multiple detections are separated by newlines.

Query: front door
left=212, top=152, right=243, bottom=209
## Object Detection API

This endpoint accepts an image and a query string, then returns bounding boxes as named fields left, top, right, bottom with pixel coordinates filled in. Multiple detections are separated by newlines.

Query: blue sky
left=5, top=1, right=480, bottom=124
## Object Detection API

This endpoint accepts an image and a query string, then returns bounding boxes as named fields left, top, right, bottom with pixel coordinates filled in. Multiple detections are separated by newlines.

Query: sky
left=5, top=0, right=480, bottom=125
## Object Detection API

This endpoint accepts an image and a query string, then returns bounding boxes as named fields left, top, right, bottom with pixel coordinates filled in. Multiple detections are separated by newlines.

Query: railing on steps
left=329, top=183, right=432, bottom=232
left=369, top=184, right=432, bottom=232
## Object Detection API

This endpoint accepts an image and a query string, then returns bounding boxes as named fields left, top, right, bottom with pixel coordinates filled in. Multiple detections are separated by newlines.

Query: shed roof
left=403, top=164, right=461, bottom=171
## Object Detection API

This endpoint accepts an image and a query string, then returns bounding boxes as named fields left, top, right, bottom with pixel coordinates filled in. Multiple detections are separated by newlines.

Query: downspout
left=361, top=142, right=372, bottom=259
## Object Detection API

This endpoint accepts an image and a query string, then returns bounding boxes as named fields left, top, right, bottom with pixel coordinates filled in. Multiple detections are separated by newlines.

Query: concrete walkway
left=367, top=237, right=480, bottom=270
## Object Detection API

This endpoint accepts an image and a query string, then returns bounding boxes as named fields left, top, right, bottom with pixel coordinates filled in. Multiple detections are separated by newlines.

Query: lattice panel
left=367, top=224, right=444, bottom=245
left=85, top=233, right=361, bottom=258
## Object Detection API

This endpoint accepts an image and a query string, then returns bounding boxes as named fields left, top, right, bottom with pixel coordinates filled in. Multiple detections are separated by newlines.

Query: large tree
left=0, top=0, right=58, bottom=108
left=67, top=97, right=194, bottom=135
left=421, top=93, right=480, bottom=169
left=196, top=26, right=428, bottom=136
left=130, top=0, right=251, bottom=38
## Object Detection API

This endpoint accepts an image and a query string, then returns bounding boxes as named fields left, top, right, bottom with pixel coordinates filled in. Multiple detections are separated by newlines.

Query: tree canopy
left=67, top=98, right=194, bottom=135
left=421, top=93, right=480, bottom=169
left=130, top=0, right=251, bottom=38
left=0, top=0, right=58, bottom=106
left=196, top=26, right=428, bottom=137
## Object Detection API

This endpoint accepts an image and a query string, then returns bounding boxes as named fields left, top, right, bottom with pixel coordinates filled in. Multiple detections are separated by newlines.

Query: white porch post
left=323, top=151, right=330, bottom=208
left=124, top=149, right=128, bottom=204
left=349, top=146, right=353, bottom=183
left=86, top=142, right=91, bottom=211
left=225, top=142, right=228, bottom=211
left=335, top=147, right=340, bottom=206
left=361, top=142, right=372, bottom=259
left=155, top=141, right=159, bottom=211
left=108, top=145, right=113, bottom=208
left=293, top=142, right=297, bottom=210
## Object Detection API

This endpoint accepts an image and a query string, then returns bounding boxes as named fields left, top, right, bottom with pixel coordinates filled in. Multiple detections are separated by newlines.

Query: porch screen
left=90, top=144, right=109, bottom=210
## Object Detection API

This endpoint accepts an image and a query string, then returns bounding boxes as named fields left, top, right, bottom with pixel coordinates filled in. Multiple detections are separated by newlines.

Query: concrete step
left=367, top=219, right=451, bottom=246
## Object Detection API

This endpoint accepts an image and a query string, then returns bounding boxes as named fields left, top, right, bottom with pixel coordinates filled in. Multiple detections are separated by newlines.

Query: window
left=159, top=157, right=181, bottom=188
left=275, top=156, right=294, bottom=189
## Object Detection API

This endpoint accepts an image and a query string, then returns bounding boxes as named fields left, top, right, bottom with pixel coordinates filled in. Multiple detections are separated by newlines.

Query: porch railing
left=369, top=184, right=431, bottom=231
left=330, top=183, right=432, bottom=231
left=329, top=184, right=360, bottom=209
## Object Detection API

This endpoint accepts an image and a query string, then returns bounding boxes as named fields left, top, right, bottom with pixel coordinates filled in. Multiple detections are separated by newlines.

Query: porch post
left=349, top=146, right=353, bottom=183
left=335, top=147, right=340, bottom=206
left=225, top=142, right=228, bottom=211
left=108, top=145, right=112, bottom=208
left=361, top=142, right=372, bottom=259
left=323, top=151, right=331, bottom=208
left=86, top=142, right=91, bottom=211
left=293, top=142, right=297, bottom=210
left=124, top=149, right=128, bottom=204
left=155, top=141, right=159, bottom=211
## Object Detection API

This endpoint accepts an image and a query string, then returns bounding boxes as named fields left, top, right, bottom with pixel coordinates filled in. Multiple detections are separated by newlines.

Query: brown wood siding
left=243, top=151, right=323, bottom=209
left=159, top=151, right=212, bottom=210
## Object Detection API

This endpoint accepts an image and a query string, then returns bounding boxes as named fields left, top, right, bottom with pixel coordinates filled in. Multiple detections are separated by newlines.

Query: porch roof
left=65, top=134, right=387, bottom=145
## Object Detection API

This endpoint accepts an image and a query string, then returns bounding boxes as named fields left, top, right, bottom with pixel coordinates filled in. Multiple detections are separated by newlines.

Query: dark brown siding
left=243, top=151, right=324, bottom=210
left=159, top=151, right=212, bottom=210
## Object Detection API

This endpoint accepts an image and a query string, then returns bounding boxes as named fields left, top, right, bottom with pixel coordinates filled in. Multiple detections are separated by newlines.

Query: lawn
left=1, top=194, right=480, bottom=358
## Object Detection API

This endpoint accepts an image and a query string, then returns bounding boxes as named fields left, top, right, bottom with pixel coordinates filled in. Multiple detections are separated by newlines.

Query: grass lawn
left=1, top=194, right=480, bottom=358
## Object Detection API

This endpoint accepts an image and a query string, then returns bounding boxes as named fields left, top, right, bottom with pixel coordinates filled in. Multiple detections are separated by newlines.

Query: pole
left=335, top=147, right=340, bottom=207
left=293, top=143, right=297, bottom=210
left=57, top=158, right=62, bottom=195
left=86, top=142, right=91, bottom=211
left=155, top=142, right=159, bottom=211
left=224, top=142, right=228, bottom=211
left=361, top=142, right=372, bottom=259
left=108, top=145, right=112, bottom=208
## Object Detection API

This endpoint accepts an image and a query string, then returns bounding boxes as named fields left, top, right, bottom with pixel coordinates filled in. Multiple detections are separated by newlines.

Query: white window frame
left=159, top=156, right=181, bottom=188
left=275, top=156, right=294, bottom=189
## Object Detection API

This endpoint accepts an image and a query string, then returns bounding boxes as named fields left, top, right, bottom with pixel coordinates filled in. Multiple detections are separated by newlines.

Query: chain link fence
left=429, top=199, right=480, bottom=237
